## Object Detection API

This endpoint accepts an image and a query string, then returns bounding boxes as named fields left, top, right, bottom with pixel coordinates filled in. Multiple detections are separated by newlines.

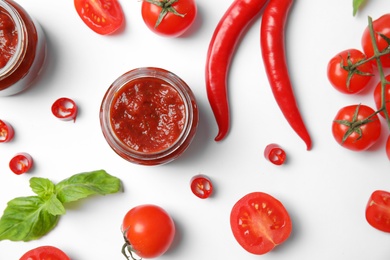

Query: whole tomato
left=386, top=135, right=390, bottom=160
left=141, top=0, right=197, bottom=37
left=122, top=204, right=175, bottom=259
left=327, top=49, right=374, bottom=94
left=332, top=104, right=381, bottom=151
left=362, top=14, right=390, bottom=67
left=373, top=75, right=390, bottom=118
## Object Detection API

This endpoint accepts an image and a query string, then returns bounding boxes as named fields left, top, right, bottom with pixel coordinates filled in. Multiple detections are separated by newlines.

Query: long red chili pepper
left=260, top=0, right=312, bottom=150
left=206, top=0, right=268, bottom=141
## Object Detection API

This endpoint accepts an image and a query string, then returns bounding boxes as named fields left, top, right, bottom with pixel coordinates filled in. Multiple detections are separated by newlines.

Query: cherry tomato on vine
left=74, top=0, right=124, bottom=35
left=190, top=175, right=213, bottom=199
left=230, top=192, right=292, bottom=255
left=122, top=204, right=175, bottom=259
left=327, top=49, right=374, bottom=94
left=20, top=245, right=70, bottom=260
left=366, top=190, right=390, bottom=233
left=332, top=104, right=381, bottom=151
left=264, top=143, right=286, bottom=165
left=51, top=97, right=78, bottom=122
left=0, top=119, right=14, bottom=143
left=362, top=14, right=390, bottom=68
left=141, top=0, right=197, bottom=37
left=373, top=75, right=390, bottom=118
left=9, top=153, right=33, bottom=175
left=386, top=135, right=390, bottom=160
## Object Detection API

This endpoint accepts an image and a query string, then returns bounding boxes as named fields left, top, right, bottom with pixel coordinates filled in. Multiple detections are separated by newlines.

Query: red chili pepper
left=9, top=153, right=33, bottom=175
left=264, top=143, right=286, bottom=165
left=206, top=0, right=268, bottom=141
left=260, top=0, right=312, bottom=150
left=51, top=97, right=78, bottom=122
left=0, top=119, right=14, bottom=143
left=190, top=175, right=213, bottom=199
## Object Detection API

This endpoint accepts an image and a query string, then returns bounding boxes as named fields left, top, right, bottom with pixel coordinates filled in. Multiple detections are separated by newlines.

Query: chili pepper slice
left=51, top=97, right=78, bottom=122
left=0, top=120, right=14, bottom=143
left=9, top=153, right=33, bottom=175
left=190, top=175, right=213, bottom=199
left=260, top=0, right=312, bottom=150
left=205, top=0, right=268, bottom=141
left=264, top=143, right=286, bottom=165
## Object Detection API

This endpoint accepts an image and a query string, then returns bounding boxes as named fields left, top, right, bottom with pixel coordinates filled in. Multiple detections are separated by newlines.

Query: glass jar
left=100, top=67, right=199, bottom=166
left=0, top=0, right=46, bottom=96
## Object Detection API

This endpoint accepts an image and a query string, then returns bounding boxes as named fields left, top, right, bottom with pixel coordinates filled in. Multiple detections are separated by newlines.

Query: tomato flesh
left=264, top=143, right=286, bottom=165
left=230, top=192, right=292, bottom=255
left=0, top=119, right=14, bottom=142
left=20, top=245, right=70, bottom=260
left=366, top=190, right=390, bottom=233
left=190, top=175, right=213, bottom=199
left=74, top=0, right=124, bottom=35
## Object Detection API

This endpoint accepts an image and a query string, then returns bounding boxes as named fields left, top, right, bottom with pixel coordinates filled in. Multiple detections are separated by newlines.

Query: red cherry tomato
left=327, top=49, right=374, bottom=94
left=332, top=104, right=381, bottom=151
left=51, top=98, right=78, bottom=122
left=373, top=75, right=390, bottom=118
left=366, top=190, right=390, bottom=233
left=264, top=143, right=286, bottom=165
left=386, top=135, right=390, bottom=160
left=230, top=192, right=292, bottom=255
left=362, top=14, right=390, bottom=68
left=0, top=119, right=14, bottom=143
left=141, top=0, right=197, bottom=37
left=122, top=204, right=175, bottom=259
left=20, top=245, right=70, bottom=260
left=190, top=175, right=213, bottom=199
left=74, top=0, right=124, bottom=35
left=9, top=153, right=33, bottom=175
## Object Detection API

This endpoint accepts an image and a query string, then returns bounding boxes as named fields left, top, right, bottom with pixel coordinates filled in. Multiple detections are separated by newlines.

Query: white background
left=0, top=0, right=389, bottom=259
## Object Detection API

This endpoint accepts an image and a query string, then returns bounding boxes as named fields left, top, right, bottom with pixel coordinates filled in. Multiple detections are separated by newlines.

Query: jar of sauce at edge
left=0, top=0, right=46, bottom=96
left=100, top=67, right=199, bottom=166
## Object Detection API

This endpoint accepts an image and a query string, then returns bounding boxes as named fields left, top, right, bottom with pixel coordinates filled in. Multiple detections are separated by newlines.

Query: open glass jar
left=0, top=0, right=46, bottom=96
left=100, top=67, right=199, bottom=166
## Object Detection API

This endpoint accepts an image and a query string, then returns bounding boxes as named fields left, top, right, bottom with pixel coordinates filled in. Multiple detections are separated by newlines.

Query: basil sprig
left=0, top=170, right=121, bottom=241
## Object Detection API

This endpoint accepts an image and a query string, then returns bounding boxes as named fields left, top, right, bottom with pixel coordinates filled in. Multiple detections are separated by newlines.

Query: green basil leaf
left=30, top=177, right=55, bottom=199
left=55, top=170, right=122, bottom=203
left=46, top=194, right=66, bottom=216
left=0, top=196, right=59, bottom=241
left=353, top=0, right=366, bottom=16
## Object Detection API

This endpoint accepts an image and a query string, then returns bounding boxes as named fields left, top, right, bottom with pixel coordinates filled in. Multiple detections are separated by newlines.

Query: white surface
left=0, top=0, right=389, bottom=259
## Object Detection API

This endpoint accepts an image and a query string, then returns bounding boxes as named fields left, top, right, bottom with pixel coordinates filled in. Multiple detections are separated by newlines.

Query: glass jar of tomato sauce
left=100, top=67, right=199, bottom=166
left=0, top=0, right=46, bottom=96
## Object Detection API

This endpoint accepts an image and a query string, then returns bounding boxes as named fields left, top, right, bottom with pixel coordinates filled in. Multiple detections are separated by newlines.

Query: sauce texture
left=0, top=6, right=17, bottom=69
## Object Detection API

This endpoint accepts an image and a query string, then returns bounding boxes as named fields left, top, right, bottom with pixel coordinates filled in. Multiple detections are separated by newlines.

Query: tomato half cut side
left=9, top=153, right=33, bottom=175
left=190, top=175, right=213, bottom=199
left=366, top=190, right=390, bottom=233
left=264, top=144, right=286, bottom=165
left=230, top=192, right=292, bottom=255
left=0, top=119, right=14, bottom=143
left=20, top=245, right=70, bottom=260
left=51, top=97, right=78, bottom=122
left=74, top=0, right=124, bottom=35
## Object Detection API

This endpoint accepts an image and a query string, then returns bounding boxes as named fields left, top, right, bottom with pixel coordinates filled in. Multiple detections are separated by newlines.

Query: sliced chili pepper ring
left=264, top=143, right=286, bottom=165
left=51, top=97, right=78, bottom=122
left=0, top=120, right=14, bottom=142
left=190, top=175, right=213, bottom=199
left=9, top=153, right=33, bottom=174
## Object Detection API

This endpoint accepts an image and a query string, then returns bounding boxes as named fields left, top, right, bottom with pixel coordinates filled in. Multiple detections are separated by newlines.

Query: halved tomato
left=366, top=190, right=390, bottom=233
left=74, top=0, right=124, bottom=35
left=230, top=192, right=292, bottom=255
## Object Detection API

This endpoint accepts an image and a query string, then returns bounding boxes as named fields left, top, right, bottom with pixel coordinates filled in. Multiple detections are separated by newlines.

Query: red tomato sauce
left=0, top=6, right=18, bottom=69
left=110, top=77, right=186, bottom=154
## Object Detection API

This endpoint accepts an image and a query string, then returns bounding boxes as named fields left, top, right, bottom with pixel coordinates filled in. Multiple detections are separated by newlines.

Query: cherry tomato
left=20, top=245, right=70, bottom=260
left=122, top=204, right=175, bottom=259
left=332, top=104, right=381, bottom=151
left=366, top=190, right=390, bottom=233
left=362, top=14, right=390, bottom=68
left=0, top=119, right=14, bottom=143
left=230, top=192, right=292, bottom=255
left=51, top=97, right=78, bottom=122
left=74, top=0, right=124, bottom=35
left=141, top=0, right=197, bottom=37
left=9, top=153, right=33, bottom=175
left=264, top=143, right=286, bottom=165
left=373, top=75, right=390, bottom=118
left=386, top=135, right=390, bottom=160
left=327, top=49, right=374, bottom=94
left=190, top=175, right=213, bottom=199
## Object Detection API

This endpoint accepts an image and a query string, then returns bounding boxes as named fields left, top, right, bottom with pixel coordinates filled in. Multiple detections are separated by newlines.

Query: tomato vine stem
left=143, top=0, right=185, bottom=28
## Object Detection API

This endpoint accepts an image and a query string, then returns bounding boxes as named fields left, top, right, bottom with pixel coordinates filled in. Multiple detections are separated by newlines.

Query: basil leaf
left=55, top=170, right=122, bottom=203
left=30, top=177, right=55, bottom=199
left=46, top=194, right=66, bottom=216
left=353, top=0, right=366, bottom=16
left=0, top=196, right=59, bottom=241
